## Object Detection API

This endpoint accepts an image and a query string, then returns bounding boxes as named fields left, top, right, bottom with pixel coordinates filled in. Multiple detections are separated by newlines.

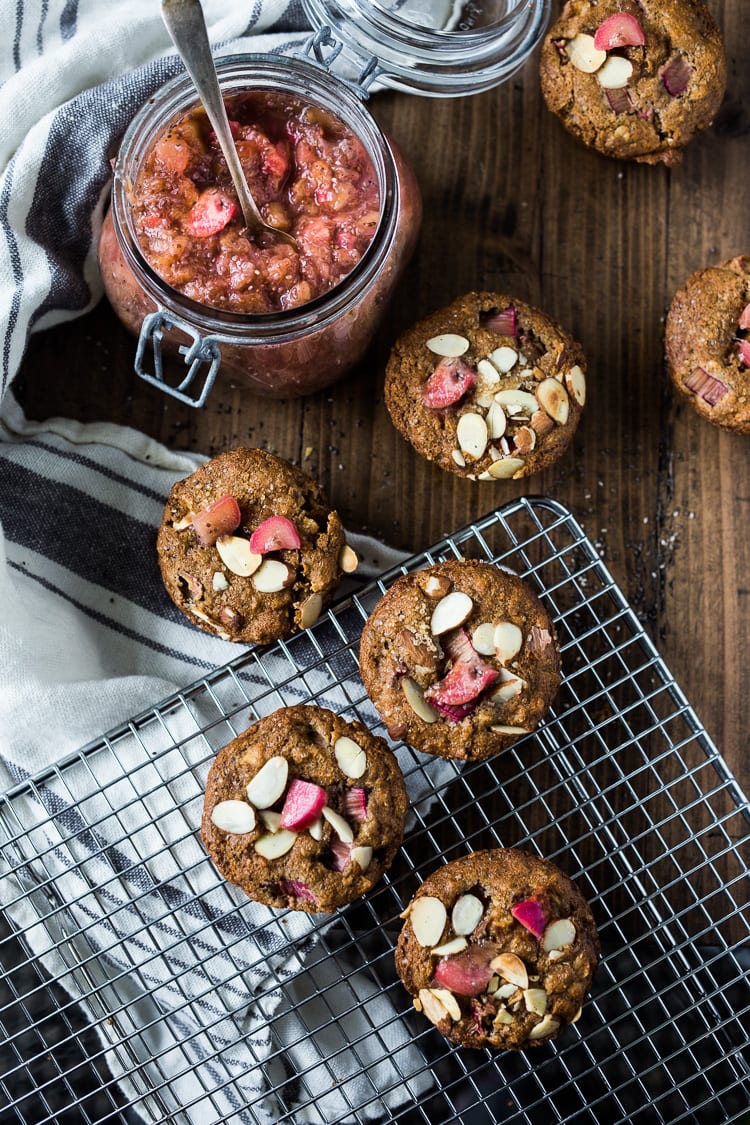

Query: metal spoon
left=161, top=0, right=297, bottom=248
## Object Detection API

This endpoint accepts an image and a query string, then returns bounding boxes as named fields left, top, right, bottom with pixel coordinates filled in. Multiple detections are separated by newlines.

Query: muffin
left=539, top=0, right=726, bottom=166
left=359, top=559, right=561, bottom=762
left=396, top=848, right=600, bottom=1050
left=157, top=447, right=358, bottom=644
left=201, top=705, right=408, bottom=912
left=384, top=292, right=586, bottom=480
left=666, top=255, right=750, bottom=433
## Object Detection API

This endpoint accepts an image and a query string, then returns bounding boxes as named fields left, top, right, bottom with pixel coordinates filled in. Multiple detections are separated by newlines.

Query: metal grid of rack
left=0, top=497, right=748, bottom=1125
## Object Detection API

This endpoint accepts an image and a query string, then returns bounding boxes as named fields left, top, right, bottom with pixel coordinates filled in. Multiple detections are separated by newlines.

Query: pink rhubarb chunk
left=187, top=189, right=238, bottom=237
left=191, top=494, right=242, bottom=547
left=342, top=787, right=367, bottom=822
left=481, top=305, right=517, bottom=338
left=249, top=515, right=302, bottom=554
left=276, top=879, right=315, bottom=903
left=422, top=359, right=477, bottom=409
left=593, top=12, right=645, bottom=50
left=739, top=302, right=750, bottom=331
left=606, top=87, right=634, bottom=115
left=329, top=839, right=351, bottom=872
left=737, top=339, right=750, bottom=368
left=433, top=946, right=495, bottom=998
left=685, top=367, right=729, bottom=406
left=425, top=629, right=500, bottom=708
left=279, top=779, right=328, bottom=831
left=430, top=699, right=479, bottom=723
left=511, top=897, right=549, bottom=939
left=661, top=55, right=692, bottom=96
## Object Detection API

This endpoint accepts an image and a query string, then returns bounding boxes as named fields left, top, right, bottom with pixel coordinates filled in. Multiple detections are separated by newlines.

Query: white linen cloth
left=0, top=1, right=461, bottom=1120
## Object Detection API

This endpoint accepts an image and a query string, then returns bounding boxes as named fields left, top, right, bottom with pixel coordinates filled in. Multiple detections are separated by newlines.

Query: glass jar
left=99, top=0, right=548, bottom=404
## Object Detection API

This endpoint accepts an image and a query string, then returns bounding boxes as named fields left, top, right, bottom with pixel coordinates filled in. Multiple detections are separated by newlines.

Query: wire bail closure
left=303, top=26, right=383, bottom=97
left=134, top=310, right=222, bottom=408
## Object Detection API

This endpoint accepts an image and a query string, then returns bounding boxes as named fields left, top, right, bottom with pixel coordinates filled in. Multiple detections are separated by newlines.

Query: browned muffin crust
left=201, top=705, right=408, bottom=913
left=666, top=255, right=750, bottom=433
left=359, top=560, right=561, bottom=762
left=157, top=447, right=349, bottom=644
left=385, top=292, right=586, bottom=481
left=539, top=0, right=726, bottom=166
left=396, top=848, right=600, bottom=1050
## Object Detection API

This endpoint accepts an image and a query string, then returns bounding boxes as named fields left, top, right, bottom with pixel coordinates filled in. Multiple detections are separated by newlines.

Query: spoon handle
left=161, top=0, right=273, bottom=239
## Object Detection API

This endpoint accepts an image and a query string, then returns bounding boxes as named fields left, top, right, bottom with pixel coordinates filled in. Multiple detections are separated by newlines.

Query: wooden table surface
left=14, top=4, right=748, bottom=810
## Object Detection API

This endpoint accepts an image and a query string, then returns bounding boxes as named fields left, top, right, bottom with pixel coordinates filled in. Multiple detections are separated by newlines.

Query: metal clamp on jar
left=99, top=0, right=549, bottom=405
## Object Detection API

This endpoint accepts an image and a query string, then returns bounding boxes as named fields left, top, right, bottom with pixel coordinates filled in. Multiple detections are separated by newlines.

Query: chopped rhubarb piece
left=684, top=367, right=729, bottom=406
left=186, top=189, right=238, bottom=237
left=279, top=779, right=328, bottom=831
left=661, top=55, right=692, bottom=97
left=342, top=787, right=367, bottom=822
left=276, top=879, right=315, bottom=903
left=425, top=628, right=500, bottom=707
left=329, top=839, right=351, bottom=872
left=593, top=13, right=645, bottom=50
left=471, top=995, right=496, bottom=1032
left=249, top=515, right=302, bottom=554
left=191, top=494, right=242, bottom=547
left=430, top=699, right=480, bottom=723
left=433, top=946, right=496, bottom=998
left=552, top=38, right=567, bottom=57
left=739, top=302, right=750, bottom=331
left=605, top=87, right=634, bottom=115
left=737, top=339, right=750, bottom=367
left=481, top=305, right=517, bottom=338
left=422, top=359, right=477, bottom=409
left=511, top=897, right=549, bottom=939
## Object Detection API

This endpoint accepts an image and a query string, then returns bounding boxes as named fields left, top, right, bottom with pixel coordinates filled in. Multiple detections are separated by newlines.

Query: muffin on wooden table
left=539, top=0, right=726, bottom=166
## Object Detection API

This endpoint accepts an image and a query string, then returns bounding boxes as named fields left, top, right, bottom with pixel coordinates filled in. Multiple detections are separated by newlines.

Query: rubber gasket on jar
left=539, top=0, right=726, bottom=166
left=666, top=255, right=750, bottom=433
left=384, top=291, right=587, bottom=480
left=358, top=559, right=561, bottom=762
left=201, top=705, right=408, bottom=912
left=157, top=447, right=356, bottom=645
left=395, top=848, right=600, bottom=1050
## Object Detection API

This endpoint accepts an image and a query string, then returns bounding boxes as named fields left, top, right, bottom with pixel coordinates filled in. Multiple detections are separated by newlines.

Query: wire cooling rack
left=1, top=497, right=748, bottom=1125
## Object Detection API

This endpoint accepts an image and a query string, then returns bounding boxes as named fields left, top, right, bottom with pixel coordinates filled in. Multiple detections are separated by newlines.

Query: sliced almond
left=172, top=512, right=195, bottom=531
left=486, top=401, right=507, bottom=440
left=494, top=621, right=523, bottom=663
left=252, top=559, right=292, bottom=593
left=351, top=845, right=373, bottom=871
left=530, top=409, right=555, bottom=437
left=401, top=676, right=439, bottom=722
left=537, top=378, right=570, bottom=425
left=210, top=800, right=256, bottom=835
left=423, top=573, right=451, bottom=599
left=245, top=756, right=289, bottom=809
left=254, top=828, right=297, bottom=859
left=215, top=535, right=262, bottom=577
left=523, top=988, right=548, bottom=1016
left=489, top=671, right=526, bottom=704
left=570, top=1007, right=583, bottom=1024
left=430, top=988, right=461, bottom=1021
left=418, top=988, right=456, bottom=1025
left=456, top=413, right=488, bottom=461
left=494, top=389, right=538, bottom=416
left=487, top=976, right=500, bottom=995
left=451, top=449, right=467, bottom=468
left=410, top=895, right=447, bottom=947
left=431, top=936, right=469, bottom=957
left=212, top=571, right=229, bottom=592
left=308, top=816, right=324, bottom=841
left=334, top=735, right=367, bottom=779
left=548, top=949, right=565, bottom=962
left=259, top=809, right=282, bottom=833
left=542, top=917, right=576, bottom=952
left=321, top=806, right=354, bottom=844
left=528, top=1015, right=560, bottom=1040
left=489, top=952, right=529, bottom=990
left=487, top=457, right=525, bottom=479
left=451, top=893, right=485, bottom=936
left=476, top=358, right=501, bottom=385
left=426, top=333, right=469, bottom=357
left=496, top=983, right=518, bottom=1000
left=299, top=592, right=322, bottom=630
left=338, top=544, right=359, bottom=573
left=566, top=32, right=606, bottom=73
left=493, top=1007, right=515, bottom=1026
left=565, top=364, right=586, bottom=407
left=513, top=425, right=536, bottom=455
left=470, top=622, right=496, bottom=656
left=490, top=724, right=529, bottom=736
left=190, top=609, right=230, bottom=640
left=488, top=345, right=518, bottom=373
left=597, top=54, right=633, bottom=88
left=430, top=591, right=473, bottom=635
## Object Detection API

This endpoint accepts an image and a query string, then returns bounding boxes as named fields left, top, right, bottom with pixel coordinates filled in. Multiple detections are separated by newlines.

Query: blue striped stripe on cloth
left=0, top=2, right=457, bottom=1118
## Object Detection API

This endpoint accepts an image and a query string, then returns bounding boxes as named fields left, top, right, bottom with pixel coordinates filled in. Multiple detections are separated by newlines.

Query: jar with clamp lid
left=98, top=0, right=549, bottom=405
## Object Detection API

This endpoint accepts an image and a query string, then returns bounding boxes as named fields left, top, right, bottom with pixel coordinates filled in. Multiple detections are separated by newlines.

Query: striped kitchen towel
left=0, top=1, right=459, bottom=1120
